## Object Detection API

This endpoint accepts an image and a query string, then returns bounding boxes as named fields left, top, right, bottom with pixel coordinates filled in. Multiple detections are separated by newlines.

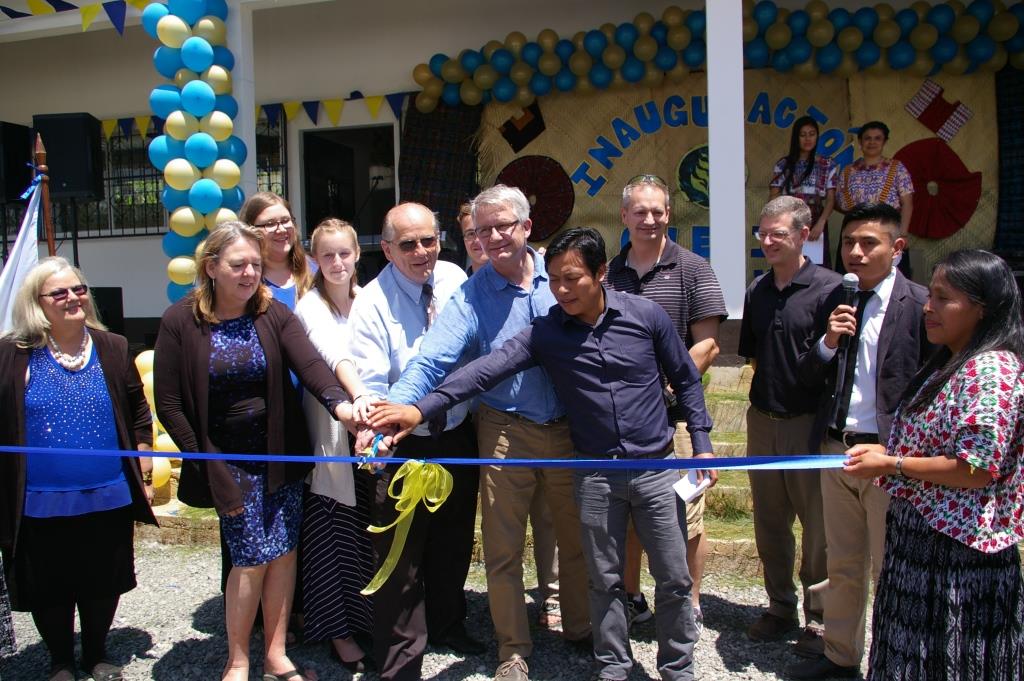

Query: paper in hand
left=673, top=470, right=711, bottom=503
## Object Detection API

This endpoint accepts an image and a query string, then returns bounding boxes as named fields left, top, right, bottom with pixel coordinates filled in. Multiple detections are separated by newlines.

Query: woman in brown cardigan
left=155, top=222, right=353, bottom=681
left=0, top=257, right=156, bottom=681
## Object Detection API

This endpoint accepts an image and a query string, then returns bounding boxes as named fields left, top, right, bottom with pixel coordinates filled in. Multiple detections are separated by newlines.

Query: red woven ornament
left=495, top=155, right=574, bottom=242
left=893, top=138, right=981, bottom=240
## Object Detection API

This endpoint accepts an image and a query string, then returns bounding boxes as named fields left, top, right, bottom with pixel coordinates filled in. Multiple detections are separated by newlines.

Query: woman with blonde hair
left=240, top=192, right=313, bottom=310
left=0, top=257, right=156, bottom=681
left=155, top=222, right=356, bottom=681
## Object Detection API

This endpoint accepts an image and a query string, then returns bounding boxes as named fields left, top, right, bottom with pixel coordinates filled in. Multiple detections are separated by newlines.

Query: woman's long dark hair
left=778, top=115, right=819, bottom=194
left=902, top=249, right=1024, bottom=414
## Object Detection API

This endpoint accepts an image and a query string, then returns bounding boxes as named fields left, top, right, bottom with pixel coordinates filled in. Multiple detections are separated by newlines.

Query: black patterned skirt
left=868, top=497, right=1024, bottom=681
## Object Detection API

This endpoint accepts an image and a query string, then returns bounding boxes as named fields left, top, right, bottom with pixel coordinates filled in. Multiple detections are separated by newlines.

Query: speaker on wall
left=0, top=121, right=32, bottom=204
left=32, top=113, right=104, bottom=201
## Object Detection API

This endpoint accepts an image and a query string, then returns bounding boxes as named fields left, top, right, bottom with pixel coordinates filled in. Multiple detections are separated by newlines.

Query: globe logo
left=677, top=144, right=710, bottom=208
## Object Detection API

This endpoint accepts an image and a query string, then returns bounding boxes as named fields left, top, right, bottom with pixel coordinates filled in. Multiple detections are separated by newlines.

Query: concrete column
left=226, top=0, right=257, bottom=198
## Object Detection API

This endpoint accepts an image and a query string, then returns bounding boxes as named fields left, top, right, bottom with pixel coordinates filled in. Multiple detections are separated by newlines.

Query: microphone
left=830, top=272, right=861, bottom=428
left=837, top=273, right=860, bottom=350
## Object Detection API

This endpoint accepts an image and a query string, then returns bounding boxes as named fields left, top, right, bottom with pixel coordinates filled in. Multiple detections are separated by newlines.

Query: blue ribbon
left=18, top=171, right=43, bottom=201
left=0, top=444, right=845, bottom=471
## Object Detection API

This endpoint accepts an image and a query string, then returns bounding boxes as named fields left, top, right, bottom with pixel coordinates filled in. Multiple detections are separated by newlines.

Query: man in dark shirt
left=368, top=228, right=715, bottom=681
left=739, top=196, right=841, bottom=657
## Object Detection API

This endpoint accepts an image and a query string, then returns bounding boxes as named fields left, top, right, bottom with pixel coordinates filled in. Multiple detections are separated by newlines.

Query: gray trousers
left=574, top=462, right=697, bottom=681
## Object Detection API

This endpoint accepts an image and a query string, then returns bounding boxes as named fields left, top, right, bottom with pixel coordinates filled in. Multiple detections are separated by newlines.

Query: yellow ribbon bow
left=361, top=460, right=453, bottom=595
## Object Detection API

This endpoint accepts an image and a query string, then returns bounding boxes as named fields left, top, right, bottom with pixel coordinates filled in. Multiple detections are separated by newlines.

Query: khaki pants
left=746, top=407, right=827, bottom=625
left=819, top=436, right=890, bottom=667
left=476, top=404, right=591, bottom=661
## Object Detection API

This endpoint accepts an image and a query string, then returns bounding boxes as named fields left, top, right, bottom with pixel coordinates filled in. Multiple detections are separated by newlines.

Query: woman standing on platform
left=0, top=257, right=156, bottom=681
left=842, top=249, right=1024, bottom=680
left=155, top=222, right=354, bottom=681
left=769, top=115, right=837, bottom=267
left=240, top=192, right=313, bottom=310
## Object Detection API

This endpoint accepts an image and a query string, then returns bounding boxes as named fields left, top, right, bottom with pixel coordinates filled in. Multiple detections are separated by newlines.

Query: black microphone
left=830, top=272, right=861, bottom=427
left=837, top=273, right=860, bottom=350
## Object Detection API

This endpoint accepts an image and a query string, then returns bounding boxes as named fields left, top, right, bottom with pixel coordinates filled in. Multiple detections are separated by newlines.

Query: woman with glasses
left=155, top=223, right=355, bottom=681
left=240, top=192, right=313, bottom=311
left=0, top=257, right=157, bottom=681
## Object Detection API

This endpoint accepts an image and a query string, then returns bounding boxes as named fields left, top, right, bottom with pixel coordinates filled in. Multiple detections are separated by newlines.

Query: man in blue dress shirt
left=368, top=227, right=715, bottom=681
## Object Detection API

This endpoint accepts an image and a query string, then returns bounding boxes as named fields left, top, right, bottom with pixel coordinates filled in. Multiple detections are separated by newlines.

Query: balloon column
left=134, top=350, right=179, bottom=496
left=411, top=1, right=1024, bottom=110
left=144, top=0, right=248, bottom=303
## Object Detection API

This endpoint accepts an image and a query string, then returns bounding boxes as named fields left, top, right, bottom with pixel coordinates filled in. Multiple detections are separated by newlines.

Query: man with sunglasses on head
left=361, top=185, right=591, bottom=681
left=347, top=202, right=480, bottom=681
left=605, top=174, right=726, bottom=636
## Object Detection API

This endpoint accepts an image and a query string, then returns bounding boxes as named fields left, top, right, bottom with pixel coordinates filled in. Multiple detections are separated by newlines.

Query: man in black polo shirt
left=739, top=196, right=841, bottom=657
left=605, top=174, right=726, bottom=632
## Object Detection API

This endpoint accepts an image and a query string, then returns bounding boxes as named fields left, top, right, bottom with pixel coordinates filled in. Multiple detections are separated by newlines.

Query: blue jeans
left=574, top=462, right=697, bottom=681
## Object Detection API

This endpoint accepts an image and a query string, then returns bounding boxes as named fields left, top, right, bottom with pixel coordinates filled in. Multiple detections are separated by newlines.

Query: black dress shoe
left=429, top=627, right=487, bottom=656
left=786, top=654, right=860, bottom=680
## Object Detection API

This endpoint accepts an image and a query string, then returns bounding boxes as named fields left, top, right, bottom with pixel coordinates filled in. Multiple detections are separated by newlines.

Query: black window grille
left=256, top=114, right=287, bottom=198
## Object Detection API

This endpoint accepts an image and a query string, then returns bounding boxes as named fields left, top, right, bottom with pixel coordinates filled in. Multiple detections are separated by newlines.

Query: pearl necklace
left=47, top=329, right=89, bottom=371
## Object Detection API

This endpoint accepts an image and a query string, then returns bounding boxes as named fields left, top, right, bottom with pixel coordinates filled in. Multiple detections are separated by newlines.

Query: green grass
left=178, top=505, right=218, bottom=520
left=712, top=431, right=747, bottom=445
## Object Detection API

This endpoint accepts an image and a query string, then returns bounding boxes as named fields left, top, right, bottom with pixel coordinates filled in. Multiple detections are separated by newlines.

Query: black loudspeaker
left=91, top=286, right=124, bottom=336
left=0, top=121, right=32, bottom=204
left=32, top=113, right=104, bottom=201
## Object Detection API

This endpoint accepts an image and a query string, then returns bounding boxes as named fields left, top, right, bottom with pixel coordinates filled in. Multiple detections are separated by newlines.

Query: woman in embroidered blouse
left=0, top=257, right=156, bottom=681
left=770, top=116, right=837, bottom=267
left=240, top=192, right=313, bottom=310
left=842, top=249, right=1023, bottom=680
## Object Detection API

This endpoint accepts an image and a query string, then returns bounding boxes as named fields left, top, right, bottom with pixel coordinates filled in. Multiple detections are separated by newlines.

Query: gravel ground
left=1, top=541, right=864, bottom=681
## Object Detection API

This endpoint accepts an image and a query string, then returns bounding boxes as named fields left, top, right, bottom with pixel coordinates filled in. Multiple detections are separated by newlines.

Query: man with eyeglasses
left=346, top=202, right=480, bottom=681
left=364, top=185, right=591, bottom=681
left=605, top=174, right=726, bottom=636
left=738, top=196, right=840, bottom=658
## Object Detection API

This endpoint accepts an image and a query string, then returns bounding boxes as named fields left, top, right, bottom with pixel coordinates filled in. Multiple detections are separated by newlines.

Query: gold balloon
left=947, top=0, right=965, bottom=15
left=151, top=457, right=172, bottom=487
left=910, top=1, right=931, bottom=19
left=509, top=61, right=533, bottom=85
left=910, top=23, right=939, bottom=50
left=610, top=72, right=628, bottom=90
left=634, top=12, right=656, bottom=34
left=643, top=62, right=664, bottom=87
left=169, top=206, right=204, bottom=237
left=908, top=51, right=934, bottom=76
left=874, top=19, right=901, bottom=48
left=202, top=65, right=232, bottom=95
left=794, top=59, right=819, bottom=79
left=569, top=50, right=593, bottom=76
left=943, top=48, right=970, bottom=74
left=537, top=28, right=559, bottom=51
left=472, top=65, right=497, bottom=90
left=667, top=62, right=689, bottom=84
left=412, top=63, right=433, bottom=86
left=155, top=434, right=180, bottom=454
left=836, top=53, right=859, bottom=77
left=414, top=93, right=437, bottom=113
left=173, top=68, right=197, bottom=89
left=743, top=0, right=756, bottom=18
left=742, top=18, right=758, bottom=42
left=837, top=26, right=864, bottom=52
left=505, top=31, right=528, bottom=55
left=766, top=23, right=793, bottom=50
left=423, top=77, right=444, bottom=98
left=440, top=59, right=465, bottom=84
left=156, top=14, right=190, bottom=48
left=460, top=80, right=483, bottom=106
left=200, top=111, right=233, bottom=141
left=633, top=35, right=658, bottom=61
left=601, top=23, right=616, bottom=41
left=142, top=371, right=155, bottom=408
left=167, top=256, right=197, bottom=286
left=988, top=12, right=1020, bottom=41
left=874, top=3, right=895, bottom=20
left=164, top=160, right=199, bottom=192
left=951, top=15, right=980, bottom=43
left=193, top=16, right=226, bottom=45
left=662, top=6, right=685, bottom=27
left=538, top=52, right=562, bottom=76
left=203, top=159, right=240, bottom=189
left=482, top=40, right=504, bottom=59
left=670, top=25, right=693, bottom=50
left=807, top=19, right=835, bottom=47
left=984, top=45, right=1008, bottom=71
left=805, top=0, right=829, bottom=20
left=164, top=111, right=199, bottom=141
left=135, top=349, right=155, bottom=375
left=572, top=31, right=585, bottom=49
left=203, top=207, right=237, bottom=230
left=576, top=77, right=594, bottom=94
left=603, top=45, right=626, bottom=69
left=1010, top=51, right=1024, bottom=70
left=514, top=85, right=534, bottom=108
left=867, top=55, right=889, bottom=75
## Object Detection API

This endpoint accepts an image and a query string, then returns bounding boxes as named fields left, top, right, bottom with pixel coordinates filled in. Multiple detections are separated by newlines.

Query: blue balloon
left=149, top=85, right=181, bottom=119
left=217, top=136, right=247, bottom=165
left=215, top=94, right=238, bottom=119
left=163, top=228, right=208, bottom=258
left=180, top=36, right=213, bottom=72
left=221, top=186, right=244, bottom=212
left=615, top=23, right=638, bottom=50
left=1011, top=3, right=1024, bottom=23
left=816, top=42, right=843, bottom=73
left=787, top=10, right=810, bottom=36
left=189, top=178, right=223, bottom=214
left=682, top=39, right=706, bottom=68
left=162, top=186, right=190, bottom=211
left=787, top=36, right=812, bottom=63
left=588, top=63, right=612, bottom=89
left=460, top=49, right=484, bottom=73
left=481, top=90, right=492, bottom=105
left=429, top=53, right=448, bottom=77
left=829, top=8, right=852, bottom=31
left=180, top=79, right=216, bottom=117
left=167, top=281, right=192, bottom=304
left=553, top=68, right=577, bottom=91
left=621, top=57, right=645, bottom=83
left=520, top=42, right=542, bottom=67
left=167, top=0, right=206, bottom=24
left=529, top=72, right=552, bottom=96
left=931, top=35, right=958, bottom=63
left=212, top=46, right=234, bottom=70
left=142, top=2, right=168, bottom=39
left=583, top=30, right=608, bottom=58
left=852, top=7, right=879, bottom=35
left=753, top=1, right=778, bottom=31
left=492, top=76, right=516, bottom=102
left=926, top=5, right=956, bottom=34
left=855, top=40, right=881, bottom=68
left=895, top=8, right=919, bottom=36
left=555, top=39, right=575, bottom=61
left=888, top=40, right=916, bottom=69
left=771, top=50, right=793, bottom=72
left=685, top=10, right=706, bottom=38
left=966, top=34, right=996, bottom=62
left=654, top=45, right=678, bottom=71
left=205, top=0, right=227, bottom=20
left=148, top=135, right=185, bottom=171
left=650, top=22, right=668, bottom=46
left=184, top=132, right=218, bottom=168
left=154, top=46, right=183, bottom=79
left=490, top=48, right=515, bottom=75
left=745, top=38, right=771, bottom=68
left=965, top=0, right=994, bottom=28
left=1006, top=34, right=1024, bottom=54
left=441, top=82, right=460, bottom=107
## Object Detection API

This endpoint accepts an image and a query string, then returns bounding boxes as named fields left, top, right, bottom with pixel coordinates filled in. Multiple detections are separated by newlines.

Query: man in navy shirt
left=368, top=228, right=715, bottom=681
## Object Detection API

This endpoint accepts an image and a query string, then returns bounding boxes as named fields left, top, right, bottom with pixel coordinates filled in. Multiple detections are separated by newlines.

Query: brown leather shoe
left=747, top=612, right=800, bottom=642
left=793, top=626, right=825, bottom=658
left=494, top=654, right=529, bottom=681
left=786, top=654, right=860, bottom=680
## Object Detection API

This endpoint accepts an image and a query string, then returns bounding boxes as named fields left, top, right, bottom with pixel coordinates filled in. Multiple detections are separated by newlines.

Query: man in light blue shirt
left=385, top=186, right=591, bottom=681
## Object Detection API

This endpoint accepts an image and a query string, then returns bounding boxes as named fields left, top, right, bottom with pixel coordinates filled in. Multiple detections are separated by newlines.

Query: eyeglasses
left=626, top=174, right=669, bottom=190
left=462, top=229, right=478, bottom=241
left=755, top=229, right=795, bottom=242
left=476, top=220, right=520, bottom=240
left=254, top=217, right=294, bottom=231
left=387, top=235, right=438, bottom=253
left=40, top=284, right=88, bottom=301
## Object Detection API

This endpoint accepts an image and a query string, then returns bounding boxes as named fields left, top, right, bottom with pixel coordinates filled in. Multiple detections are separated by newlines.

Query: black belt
left=753, top=405, right=804, bottom=420
left=828, top=428, right=880, bottom=447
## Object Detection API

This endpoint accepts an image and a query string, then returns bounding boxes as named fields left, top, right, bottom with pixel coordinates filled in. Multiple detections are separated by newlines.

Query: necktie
left=421, top=283, right=437, bottom=329
left=835, top=289, right=875, bottom=430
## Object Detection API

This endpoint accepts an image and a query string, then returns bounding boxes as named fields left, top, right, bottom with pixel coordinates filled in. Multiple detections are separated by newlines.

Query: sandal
left=538, top=600, right=562, bottom=628
left=262, top=671, right=313, bottom=681
left=90, top=662, right=124, bottom=681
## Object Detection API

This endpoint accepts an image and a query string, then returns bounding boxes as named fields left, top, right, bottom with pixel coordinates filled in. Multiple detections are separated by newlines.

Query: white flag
left=0, top=184, right=41, bottom=333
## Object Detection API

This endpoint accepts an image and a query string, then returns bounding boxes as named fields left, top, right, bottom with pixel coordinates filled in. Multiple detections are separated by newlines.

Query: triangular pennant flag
left=348, top=90, right=364, bottom=100
left=79, top=3, right=100, bottom=30
left=301, top=100, right=320, bottom=125
left=152, top=116, right=165, bottom=134
left=264, top=103, right=283, bottom=127
left=102, top=0, right=125, bottom=34
left=101, top=119, right=118, bottom=140
left=45, top=0, right=78, bottom=10
left=385, top=92, right=409, bottom=120
left=26, top=0, right=55, bottom=14
left=255, top=104, right=263, bottom=121
left=282, top=101, right=302, bottom=122
left=322, top=99, right=344, bottom=126
left=126, top=0, right=147, bottom=9
left=118, top=117, right=134, bottom=139
left=0, top=6, right=33, bottom=18
left=364, top=95, right=384, bottom=119
left=135, top=115, right=151, bottom=140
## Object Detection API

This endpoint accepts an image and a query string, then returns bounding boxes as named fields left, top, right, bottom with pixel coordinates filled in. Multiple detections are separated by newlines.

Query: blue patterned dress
left=209, top=315, right=302, bottom=567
